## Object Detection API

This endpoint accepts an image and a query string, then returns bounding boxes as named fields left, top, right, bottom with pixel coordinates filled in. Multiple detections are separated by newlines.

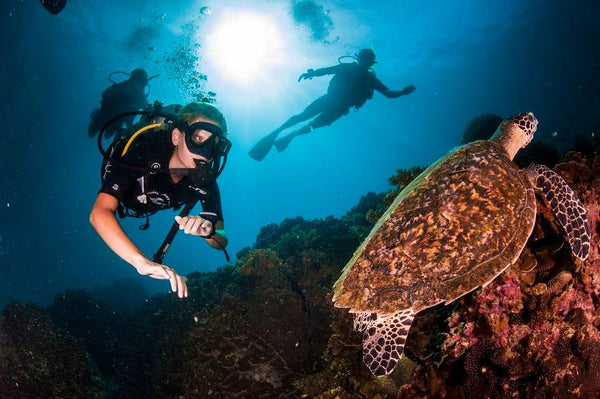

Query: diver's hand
left=135, top=260, right=188, bottom=298
left=402, top=85, right=416, bottom=95
left=175, top=215, right=214, bottom=237
left=298, top=69, right=314, bottom=82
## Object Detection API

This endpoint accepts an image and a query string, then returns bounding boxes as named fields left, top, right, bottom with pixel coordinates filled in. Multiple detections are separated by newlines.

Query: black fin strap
left=152, top=200, right=198, bottom=264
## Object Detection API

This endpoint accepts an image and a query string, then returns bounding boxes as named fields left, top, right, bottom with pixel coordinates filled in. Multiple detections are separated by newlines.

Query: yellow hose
left=121, top=123, right=163, bottom=156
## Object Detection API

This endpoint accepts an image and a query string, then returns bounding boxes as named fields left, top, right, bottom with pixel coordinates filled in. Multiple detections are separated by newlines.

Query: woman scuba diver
left=90, top=101, right=231, bottom=298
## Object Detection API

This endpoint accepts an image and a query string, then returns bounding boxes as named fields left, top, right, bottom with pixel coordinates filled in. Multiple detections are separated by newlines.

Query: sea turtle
left=332, top=112, right=591, bottom=376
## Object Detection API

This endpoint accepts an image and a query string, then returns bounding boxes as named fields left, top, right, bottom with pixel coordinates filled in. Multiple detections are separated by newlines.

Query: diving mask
left=183, top=122, right=231, bottom=159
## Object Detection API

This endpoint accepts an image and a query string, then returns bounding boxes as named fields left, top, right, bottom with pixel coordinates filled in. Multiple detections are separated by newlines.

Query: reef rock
left=0, top=302, right=105, bottom=398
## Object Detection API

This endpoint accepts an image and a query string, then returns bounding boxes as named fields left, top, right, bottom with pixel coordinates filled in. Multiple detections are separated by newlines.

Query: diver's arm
left=381, top=85, right=416, bottom=98
left=298, top=64, right=341, bottom=81
left=376, top=79, right=416, bottom=98
left=90, top=193, right=147, bottom=267
left=90, top=193, right=188, bottom=297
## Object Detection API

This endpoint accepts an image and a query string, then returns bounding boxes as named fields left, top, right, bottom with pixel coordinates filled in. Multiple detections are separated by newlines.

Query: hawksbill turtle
left=332, top=112, right=591, bottom=376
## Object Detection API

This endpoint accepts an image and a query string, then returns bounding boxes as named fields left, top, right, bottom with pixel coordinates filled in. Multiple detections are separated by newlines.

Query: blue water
left=1, top=0, right=598, bottom=309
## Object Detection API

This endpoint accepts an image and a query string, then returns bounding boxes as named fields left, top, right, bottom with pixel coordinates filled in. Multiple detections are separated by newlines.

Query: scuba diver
left=249, top=49, right=416, bottom=161
left=88, top=68, right=152, bottom=139
left=89, top=101, right=231, bottom=298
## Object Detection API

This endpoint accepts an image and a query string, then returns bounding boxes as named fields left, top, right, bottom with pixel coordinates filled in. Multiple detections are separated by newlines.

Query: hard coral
left=47, top=290, right=121, bottom=378
left=0, top=302, right=106, bottom=398
left=154, top=243, right=353, bottom=397
left=238, top=249, right=282, bottom=276
left=173, top=306, right=293, bottom=398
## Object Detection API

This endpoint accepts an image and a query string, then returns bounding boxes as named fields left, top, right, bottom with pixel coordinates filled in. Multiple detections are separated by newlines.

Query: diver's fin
left=274, top=135, right=293, bottom=153
left=248, top=131, right=279, bottom=161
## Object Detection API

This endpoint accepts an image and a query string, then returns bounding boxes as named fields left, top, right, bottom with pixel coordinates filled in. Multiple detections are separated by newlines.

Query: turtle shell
left=333, top=140, right=537, bottom=315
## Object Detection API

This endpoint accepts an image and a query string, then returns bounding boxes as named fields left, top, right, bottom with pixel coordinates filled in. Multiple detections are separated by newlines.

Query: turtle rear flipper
left=525, top=164, right=591, bottom=260
left=361, top=309, right=415, bottom=376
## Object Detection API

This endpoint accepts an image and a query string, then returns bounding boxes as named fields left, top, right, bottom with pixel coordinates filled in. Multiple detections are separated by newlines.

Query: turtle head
left=490, top=112, right=538, bottom=160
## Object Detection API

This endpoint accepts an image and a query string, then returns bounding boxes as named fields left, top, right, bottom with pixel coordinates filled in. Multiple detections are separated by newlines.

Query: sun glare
left=205, top=10, right=285, bottom=84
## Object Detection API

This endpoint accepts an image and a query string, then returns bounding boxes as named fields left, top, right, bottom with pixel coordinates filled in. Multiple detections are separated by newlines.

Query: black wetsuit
left=99, top=131, right=223, bottom=221
left=304, top=63, right=390, bottom=128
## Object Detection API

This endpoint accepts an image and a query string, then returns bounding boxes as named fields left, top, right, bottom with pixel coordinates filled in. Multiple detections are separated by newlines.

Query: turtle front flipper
left=525, top=164, right=591, bottom=260
left=356, top=309, right=415, bottom=376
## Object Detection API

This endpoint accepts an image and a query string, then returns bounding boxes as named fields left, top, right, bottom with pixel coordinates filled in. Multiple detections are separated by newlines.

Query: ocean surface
left=1, top=0, right=598, bottom=309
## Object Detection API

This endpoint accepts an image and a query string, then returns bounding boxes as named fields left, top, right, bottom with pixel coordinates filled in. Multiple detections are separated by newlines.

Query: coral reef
left=33, top=204, right=377, bottom=398
left=3, top=140, right=600, bottom=398
left=157, top=212, right=371, bottom=398
left=0, top=302, right=106, bottom=398
left=47, top=290, right=122, bottom=378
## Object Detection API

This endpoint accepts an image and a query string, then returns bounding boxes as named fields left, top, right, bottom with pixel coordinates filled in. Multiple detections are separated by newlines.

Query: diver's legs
left=274, top=124, right=313, bottom=152
left=249, top=96, right=329, bottom=160
left=273, top=104, right=349, bottom=153
left=271, top=114, right=308, bottom=135
left=249, top=116, right=308, bottom=161
left=269, top=97, right=325, bottom=136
